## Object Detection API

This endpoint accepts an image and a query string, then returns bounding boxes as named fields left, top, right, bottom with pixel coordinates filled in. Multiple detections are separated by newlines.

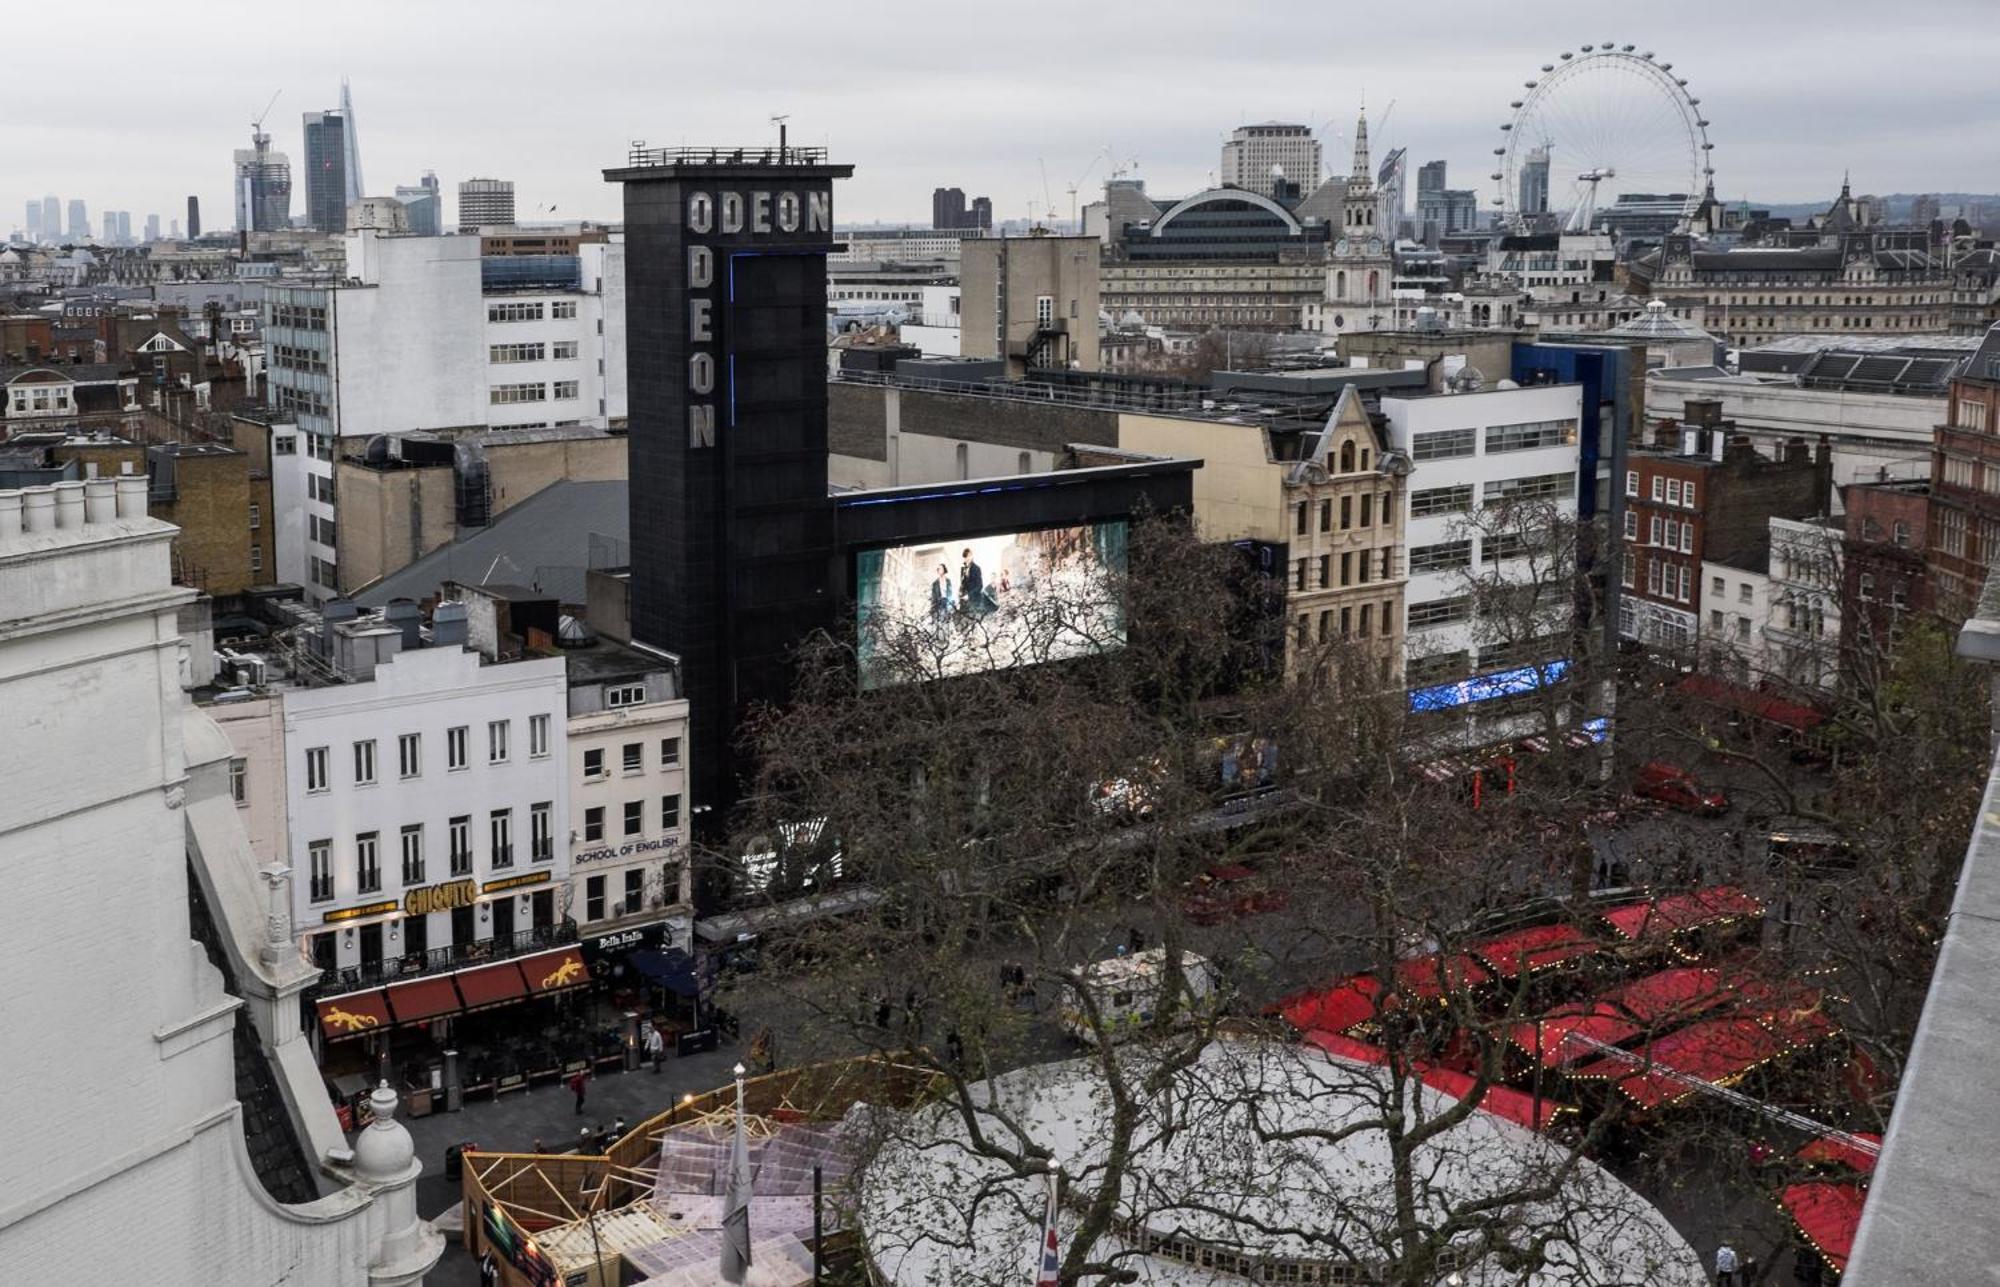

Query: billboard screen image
left=855, top=521, right=1128, bottom=689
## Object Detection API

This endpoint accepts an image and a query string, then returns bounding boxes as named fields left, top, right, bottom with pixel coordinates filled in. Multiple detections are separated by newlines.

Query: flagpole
left=722, top=1061, right=753, bottom=1284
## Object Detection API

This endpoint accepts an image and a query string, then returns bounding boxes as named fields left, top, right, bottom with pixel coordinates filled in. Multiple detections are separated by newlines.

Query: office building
left=1520, top=146, right=1551, bottom=218
left=395, top=172, right=441, bottom=236
left=116, top=210, right=132, bottom=244
left=235, top=129, right=292, bottom=232
left=67, top=198, right=87, bottom=240
left=606, top=144, right=852, bottom=832
left=261, top=229, right=627, bottom=598
left=40, top=194, right=60, bottom=241
left=188, top=195, right=200, bottom=239
left=1221, top=122, right=1322, bottom=197
left=302, top=110, right=349, bottom=232
left=458, top=177, right=516, bottom=231
left=960, top=235, right=1101, bottom=376
left=23, top=200, right=39, bottom=241
left=144, top=213, right=160, bottom=243
left=1414, top=161, right=1479, bottom=238
left=931, top=186, right=992, bottom=231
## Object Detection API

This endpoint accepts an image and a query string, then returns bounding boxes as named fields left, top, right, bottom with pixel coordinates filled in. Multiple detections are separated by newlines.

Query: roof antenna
left=770, top=114, right=790, bottom=164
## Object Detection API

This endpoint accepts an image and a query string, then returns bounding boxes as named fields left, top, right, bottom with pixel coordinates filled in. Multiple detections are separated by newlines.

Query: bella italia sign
left=683, top=187, right=831, bottom=451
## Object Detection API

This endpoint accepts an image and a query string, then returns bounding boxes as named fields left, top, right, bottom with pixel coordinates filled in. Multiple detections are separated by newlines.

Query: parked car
left=1181, top=863, right=1289, bottom=925
left=1633, top=761, right=1729, bottom=816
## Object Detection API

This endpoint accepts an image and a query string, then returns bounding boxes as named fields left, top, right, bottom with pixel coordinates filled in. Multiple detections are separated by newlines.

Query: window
left=1483, top=419, right=1573, bottom=452
left=1651, top=476, right=1665, bottom=502
left=1485, top=473, right=1575, bottom=507
left=624, top=868, right=644, bottom=913
left=622, top=741, right=643, bottom=773
left=586, top=875, right=605, bottom=922
left=1859, top=572, right=1876, bottom=600
left=274, top=435, right=298, bottom=456
left=249, top=544, right=263, bottom=574
left=1482, top=533, right=1530, bottom=563
left=1410, top=540, right=1472, bottom=573
left=1318, top=499, right=1332, bottom=531
left=1666, top=479, right=1682, bottom=506
left=1293, top=558, right=1308, bottom=591
left=1408, top=596, right=1472, bottom=629
left=449, top=816, right=471, bottom=875
left=1737, top=616, right=1751, bottom=641
left=1623, top=511, right=1638, bottom=540
left=531, top=802, right=553, bottom=862
left=487, top=301, right=544, bottom=323
left=1338, top=551, right=1353, bottom=587
left=1318, top=554, right=1331, bottom=588
left=488, top=342, right=546, bottom=363
left=1625, top=470, right=1639, bottom=497
left=552, top=380, right=579, bottom=400
left=1679, top=566, right=1692, bottom=602
left=229, top=758, right=247, bottom=805
left=248, top=502, right=261, bottom=531
left=1680, top=523, right=1694, bottom=554
left=660, top=736, right=681, bottom=768
left=1682, top=480, right=1697, bottom=508
left=1359, top=603, right=1372, bottom=636
left=551, top=300, right=578, bottom=320
left=1294, top=502, right=1307, bottom=535
left=623, top=800, right=644, bottom=837
left=489, top=809, right=513, bottom=868
left=584, top=747, right=606, bottom=779
left=1710, top=609, right=1724, bottom=632
left=308, top=840, right=333, bottom=902
left=400, top=825, right=424, bottom=885
left=1893, top=520, right=1911, bottom=547
left=1411, top=484, right=1474, bottom=517
left=1411, top=428, right=1476, bottom=460
left=305, top=745, right=329, bottom=793
left=1340, top=496, right=1352, bottom=530
left=356, top=832, right=381, bottom=894
left=447, top=725, right=468, bottom=770
left=488, top=720, right=509, bottom=764
left=398, top=733, right=421, bottom=779
left=552, top=340, right=579, bottom=360
left=528, top=713, right=550, bottom=758
left=490, top=382, right=547, bottom=405
left=606, top=683, right=646, bottom=708
left=1647, top=561, right=1662, bottom=595
left=584, top=806, right=605, bottom=843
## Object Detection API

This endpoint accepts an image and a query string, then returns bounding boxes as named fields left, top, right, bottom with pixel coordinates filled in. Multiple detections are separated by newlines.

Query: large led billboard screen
left=855, top=521, right=1128, bottom=689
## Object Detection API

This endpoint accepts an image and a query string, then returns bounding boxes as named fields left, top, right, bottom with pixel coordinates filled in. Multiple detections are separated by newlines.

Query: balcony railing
left=623, top=144, right=830, bottom=169
left=303, top=919, right=579, bottom=1003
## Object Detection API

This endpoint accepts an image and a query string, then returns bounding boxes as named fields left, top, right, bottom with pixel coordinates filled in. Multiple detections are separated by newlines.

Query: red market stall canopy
left=519, top=946, right=590, bottom=996
left=1569, top=1002, right=1838, bottom=1110
left=1601, top=887, right=1764, bottom=942
left=1419, top=1066, right=1570, bottom=1131
left=1280, top=974, right=1385, bottom=1035
left=316, top=990, right=390, bottom=1042
left=1301, top=1029, right=1389, bottom=1065
left=1782, top=1181, right=1866, bottom=1274
left=1508, top=967, right=1744, bottom=1067
left=1796, top=1132, right=1881, bottom=1175
left=1394, top=952, right=1492, bottom=999
left=1472, top=922, right=1602, bottom=979
left=1676, top=673, right=1826, bottom=734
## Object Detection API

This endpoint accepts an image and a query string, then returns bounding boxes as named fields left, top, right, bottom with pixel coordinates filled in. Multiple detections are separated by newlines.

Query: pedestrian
left=1714, top=1241, right=1739, bottom=1287
left=644, top=1022, right=665, bottom=1073
left=531, top=1137, right=545, bottom=1155
left=479, top=1251, right=499, bottom=1287
left=1127, top=927, right=1146, bottom=954
left=568, top=1068, right=589, bottom=1115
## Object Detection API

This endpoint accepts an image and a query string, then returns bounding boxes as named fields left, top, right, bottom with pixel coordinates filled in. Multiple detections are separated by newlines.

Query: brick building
left=1927, top=324, right=2000, bottom=615
left=1843, top=477, right=1931, bottom=654
left=1620, top=399, right=1831, bottom=651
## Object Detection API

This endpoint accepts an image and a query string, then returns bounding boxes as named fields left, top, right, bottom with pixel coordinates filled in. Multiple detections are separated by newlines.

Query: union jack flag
left=1034, top=1173, right=1061, bottom=1286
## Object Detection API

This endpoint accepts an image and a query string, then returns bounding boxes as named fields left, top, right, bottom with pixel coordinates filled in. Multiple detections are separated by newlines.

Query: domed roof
left=1608, top=299, right=1715, bottom=342
left=351, top=1082, right=417, bottom=1181
left=557, top=614, right=596, bottom=647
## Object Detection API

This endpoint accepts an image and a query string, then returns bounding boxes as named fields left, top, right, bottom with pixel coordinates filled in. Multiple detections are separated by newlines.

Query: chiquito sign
left=683, top=187, right=830, bottom=450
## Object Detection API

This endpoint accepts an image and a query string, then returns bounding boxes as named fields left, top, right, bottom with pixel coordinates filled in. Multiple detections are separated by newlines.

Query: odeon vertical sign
left=682, top=187, right=832, bottom=450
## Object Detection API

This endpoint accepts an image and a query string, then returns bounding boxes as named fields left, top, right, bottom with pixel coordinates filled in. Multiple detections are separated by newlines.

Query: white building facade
left=1382, top=383, right=1584, bottom=742
left=280, top=643, right=571, bottom=975
left=566, top=661, right=693, bottom=951
left=0, top=479, right=439, bottom=1285
left=264, top=231, right=627, bottom=601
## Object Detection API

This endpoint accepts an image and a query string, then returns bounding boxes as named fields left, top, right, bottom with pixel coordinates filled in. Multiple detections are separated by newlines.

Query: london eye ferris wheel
left=1493, top=44, right=1714, bottom=233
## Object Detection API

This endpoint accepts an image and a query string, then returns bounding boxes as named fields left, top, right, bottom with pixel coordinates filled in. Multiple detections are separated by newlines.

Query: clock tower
left=1323, top=106, right=1395, bottom=337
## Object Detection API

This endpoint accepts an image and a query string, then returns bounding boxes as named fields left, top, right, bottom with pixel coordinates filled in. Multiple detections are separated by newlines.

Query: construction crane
left=1036, top=157, right=1059, bottom=227
left=251, top=89, right=281, bottom=138
left=1064, top=147, right=1111, bottom=230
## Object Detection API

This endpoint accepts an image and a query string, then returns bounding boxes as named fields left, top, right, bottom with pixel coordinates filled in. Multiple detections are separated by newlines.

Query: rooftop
left=352, top=477, right=625, bottom=609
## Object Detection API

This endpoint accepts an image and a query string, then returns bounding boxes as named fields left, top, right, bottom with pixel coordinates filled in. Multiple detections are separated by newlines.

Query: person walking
left=568, top=1068, right=589, bottom=1115
left=1714, top=1242, right=1740, bottom=1287
left=644, top=1022, right=665, bottom=1073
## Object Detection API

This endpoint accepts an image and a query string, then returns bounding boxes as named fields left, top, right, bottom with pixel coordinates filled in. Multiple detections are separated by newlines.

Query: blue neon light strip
left=1408, top=658, right=1571, bottom=712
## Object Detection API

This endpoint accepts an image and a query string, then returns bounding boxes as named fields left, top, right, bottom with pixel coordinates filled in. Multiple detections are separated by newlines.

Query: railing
left=304, top=919, right=580, bottom=1002
left=623, top=144, right=830, bottom=169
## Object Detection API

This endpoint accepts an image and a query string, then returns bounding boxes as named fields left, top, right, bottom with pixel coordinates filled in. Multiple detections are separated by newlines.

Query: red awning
left=383, top=975, right=462, bottom=1027
left=1609, top=966, right=1737, bottom=1022
left=1796, top=1133, right=1882, bottom=1175
left=1569, top=1006, right=1836, bottom=1110
left=1302, top=1029, right=1389, bottom=1065
left=1280, top=975, right=1385, bottom=1035
left=1393, top=952, right=1491, bottom=999
left=316, top=991, right=390, bottom=1042
left=454, top=961, right=530, bottom=1012
left=520, top=947, right=591, bottom=996
left=1782, top=1181, right=1866, bottom=1273
left=1507, top=966, right=1745, bottom=1068
left=1471, top=922, right=1601, bottom=978
left=1601, top=887, right=1764, bottom=941
left=1676, top=673, right=1826, bottom=733
left=1509, top=1005, right=1644, bottom=1068
left=1420, top=1067, right=1568, bottom=1131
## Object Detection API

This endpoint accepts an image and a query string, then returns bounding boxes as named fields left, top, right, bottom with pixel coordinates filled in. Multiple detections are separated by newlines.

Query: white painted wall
left=1382, top=383, right=1583, bottom=668
left=1645, top=373, right=1937, bottom=492
left=566, top=686, right=692, bottom=949
left=279, top=644, right=570, bottom=968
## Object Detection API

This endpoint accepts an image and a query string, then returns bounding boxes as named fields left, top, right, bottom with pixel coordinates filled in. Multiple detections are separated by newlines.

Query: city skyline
left=3, top=0, right=1996, bottom=232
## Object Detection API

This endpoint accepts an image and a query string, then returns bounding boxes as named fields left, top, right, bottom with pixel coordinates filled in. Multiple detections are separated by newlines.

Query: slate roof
left=353, top=478, right=627, bottom=609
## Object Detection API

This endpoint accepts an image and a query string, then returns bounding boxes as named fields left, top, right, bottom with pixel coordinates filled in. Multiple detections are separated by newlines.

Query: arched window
left=1335, top=271, right=1347, bottom=299
left=1367, top=271, right=1380, bottom=299
left=1339, top=441, right=1356, bottom=472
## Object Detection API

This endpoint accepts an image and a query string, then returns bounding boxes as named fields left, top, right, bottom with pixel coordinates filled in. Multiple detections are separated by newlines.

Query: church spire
left=1350, top=107, right=1372, bottom=190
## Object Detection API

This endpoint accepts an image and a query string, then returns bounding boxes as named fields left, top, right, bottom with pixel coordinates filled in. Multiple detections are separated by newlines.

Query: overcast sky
left=8, top=0, right=1998, bottom=234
